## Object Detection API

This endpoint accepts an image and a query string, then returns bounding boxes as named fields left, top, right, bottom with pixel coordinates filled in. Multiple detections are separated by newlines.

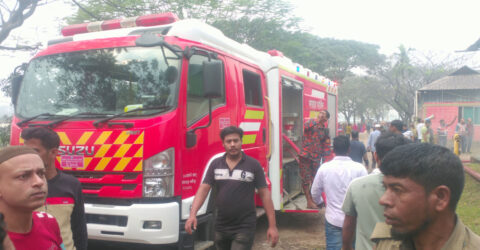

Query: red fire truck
left=10, top=13, right=338, bottom=249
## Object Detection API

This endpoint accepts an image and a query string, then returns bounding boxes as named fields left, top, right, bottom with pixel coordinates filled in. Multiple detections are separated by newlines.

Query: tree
left=0, top=115, right=11, bottom=146
left=0, top=0, right=41, bottom=50
left=338, top=75, right=389, bottom=124
left=67, top=0, right=299, bottom=29
left=378, top=46, right=461, bottom=123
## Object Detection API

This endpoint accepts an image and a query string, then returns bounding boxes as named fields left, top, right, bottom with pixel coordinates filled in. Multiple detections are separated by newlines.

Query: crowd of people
left=302, top=112, right=480, bottom=250
left=342, top=116, right=476, bottom=157
left=0, top=112, right=479, bottom=250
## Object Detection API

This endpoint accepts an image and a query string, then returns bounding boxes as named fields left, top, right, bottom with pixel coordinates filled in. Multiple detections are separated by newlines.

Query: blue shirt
left=349, top=140, right=366, bottom=163
left=367, top=130, right=381, bottom=152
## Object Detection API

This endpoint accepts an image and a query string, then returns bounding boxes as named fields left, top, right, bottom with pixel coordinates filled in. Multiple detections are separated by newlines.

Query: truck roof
left=48, top=16, right=337, bottom=93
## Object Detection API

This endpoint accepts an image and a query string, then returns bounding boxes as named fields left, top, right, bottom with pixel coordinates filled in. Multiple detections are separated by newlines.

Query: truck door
left=182, top=52, right=230, bottom=198
left=238, top=66, right=269, bottom=171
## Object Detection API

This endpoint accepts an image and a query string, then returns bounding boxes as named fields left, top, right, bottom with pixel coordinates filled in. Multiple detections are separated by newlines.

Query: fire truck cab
left=10, top=13, right=338, bottom=249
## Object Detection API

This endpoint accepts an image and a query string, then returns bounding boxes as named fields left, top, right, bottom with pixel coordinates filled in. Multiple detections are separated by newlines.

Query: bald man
left=0, top=146, right=65, bottom=250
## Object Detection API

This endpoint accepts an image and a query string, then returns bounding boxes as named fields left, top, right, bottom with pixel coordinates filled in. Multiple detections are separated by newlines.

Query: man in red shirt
left=299, top=110, right=331, bottom=209
left=0, top=146, right=65, bottom=250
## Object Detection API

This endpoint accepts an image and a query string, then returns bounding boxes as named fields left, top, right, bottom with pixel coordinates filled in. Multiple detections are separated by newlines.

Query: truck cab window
left=186, top=55, right=225, bottom=125
left=15, top=47, right=180, bottom=118
left=243, top=70, right=263, bottom=107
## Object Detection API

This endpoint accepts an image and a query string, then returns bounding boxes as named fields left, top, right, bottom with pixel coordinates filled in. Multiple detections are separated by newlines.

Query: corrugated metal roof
left=466, top=38, right=480, bottom=51
left=420, top=66, right=480, bottom=90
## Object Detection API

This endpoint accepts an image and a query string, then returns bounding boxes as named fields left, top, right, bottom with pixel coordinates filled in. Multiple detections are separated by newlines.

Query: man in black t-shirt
left=22, top=127, right=87, bottom=250
left=185, top=126, right=279, bottom=249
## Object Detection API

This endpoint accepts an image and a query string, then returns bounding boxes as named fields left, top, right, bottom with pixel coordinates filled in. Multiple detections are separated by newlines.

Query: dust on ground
left=253, top=209, right=326, bottom=250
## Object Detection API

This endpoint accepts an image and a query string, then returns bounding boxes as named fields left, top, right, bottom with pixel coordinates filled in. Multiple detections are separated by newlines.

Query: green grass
left=457, top=163, right=480, bottom=234
left=467, top=163, right=480, bottom=173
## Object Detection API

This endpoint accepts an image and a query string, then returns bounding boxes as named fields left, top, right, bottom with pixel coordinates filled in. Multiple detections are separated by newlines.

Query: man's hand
left=185, top=216, right=197, bottom=235
left=266, top=226, right=279, bottom=247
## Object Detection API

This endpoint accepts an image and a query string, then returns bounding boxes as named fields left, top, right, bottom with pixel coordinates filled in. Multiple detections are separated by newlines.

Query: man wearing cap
left=367, top=124, right=381, bottom=170
left=0, top=146, right=65, bottom=250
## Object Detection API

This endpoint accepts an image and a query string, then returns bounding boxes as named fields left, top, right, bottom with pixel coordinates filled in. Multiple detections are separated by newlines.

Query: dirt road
left=253, top=210, right=326, bottom=250
left=251, top=131, right=372, bottom=250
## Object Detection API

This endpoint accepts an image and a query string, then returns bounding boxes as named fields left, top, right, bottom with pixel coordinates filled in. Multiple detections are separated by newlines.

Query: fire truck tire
left=178, top=195, right=216, bottom=250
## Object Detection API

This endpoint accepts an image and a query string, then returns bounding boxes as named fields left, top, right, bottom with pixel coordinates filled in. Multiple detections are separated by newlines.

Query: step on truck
left=9, top=13, right=338, bottom=249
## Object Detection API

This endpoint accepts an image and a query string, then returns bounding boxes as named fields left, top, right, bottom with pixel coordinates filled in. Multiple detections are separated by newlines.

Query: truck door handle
left=263, top=128, right=266, bottom=143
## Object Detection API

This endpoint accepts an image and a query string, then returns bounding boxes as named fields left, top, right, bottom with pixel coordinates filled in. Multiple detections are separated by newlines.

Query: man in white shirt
left=416, top=118, right=425, bottom=142
left=311, top=135, right=367, bottom=250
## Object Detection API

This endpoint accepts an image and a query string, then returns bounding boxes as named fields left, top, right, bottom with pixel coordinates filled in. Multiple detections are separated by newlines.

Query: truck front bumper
left=85, top=202, right=179, bottom=244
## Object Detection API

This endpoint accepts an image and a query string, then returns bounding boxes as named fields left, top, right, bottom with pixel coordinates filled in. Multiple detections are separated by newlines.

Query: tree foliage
left=338, top=76, right=389, bottom=124
left=377, top=46, right=461, bottom=123
left=0, top=0, right=41, bottom=50
left=68, top=0, right=298, bottom=29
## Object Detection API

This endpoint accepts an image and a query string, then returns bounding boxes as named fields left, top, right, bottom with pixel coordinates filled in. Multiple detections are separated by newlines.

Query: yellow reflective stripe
left=94, top=145, right=111, bottom=158
left=242, top=134, right=256, bottom=144
left=114, top=144, right=132, bottom=158
left=134, top=132, right=144, bottom=144
left=113, top=158, right=131, bottom=171
left=94, top=158, right=111, bottom=171
left=134, top=146, right=143, bottom=158
left=76, top=132, right=93, bottom=145
left=57, top=132, right=71, bottom=145
left=113, top=131, right=129, bottom=144
left=94, top=131, right=112, bottom=145
left=244, top=110, right=264, bottom=120
left=133, top=161, right=142, bottom=171
left=310, top=111, right=319, bottom=118
left=83, top=158, right=92, bottom=170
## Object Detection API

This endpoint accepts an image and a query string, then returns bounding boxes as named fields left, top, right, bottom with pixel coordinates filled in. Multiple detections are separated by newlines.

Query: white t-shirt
left=311, top=156, right=368, bottom=227
left=417, top=123, right=425, bottom=140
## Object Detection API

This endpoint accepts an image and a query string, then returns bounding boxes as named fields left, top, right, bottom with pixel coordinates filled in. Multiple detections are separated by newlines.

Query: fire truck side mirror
left=202, top=60, right=223, bottom=99
left=11, top=76, right=22, bottom=106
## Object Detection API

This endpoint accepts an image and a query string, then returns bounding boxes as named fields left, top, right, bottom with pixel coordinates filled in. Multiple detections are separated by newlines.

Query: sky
left=293, top=0, right=480, bottom=55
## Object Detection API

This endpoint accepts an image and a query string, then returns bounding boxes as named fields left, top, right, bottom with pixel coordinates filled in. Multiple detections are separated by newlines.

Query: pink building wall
left=424, top=105, right=480, bottom=141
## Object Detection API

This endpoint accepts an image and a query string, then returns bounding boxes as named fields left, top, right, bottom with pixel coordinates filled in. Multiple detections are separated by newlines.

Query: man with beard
left=185, top=126, right=278, bottom=249
left=371, top=143, right=480, bottom=249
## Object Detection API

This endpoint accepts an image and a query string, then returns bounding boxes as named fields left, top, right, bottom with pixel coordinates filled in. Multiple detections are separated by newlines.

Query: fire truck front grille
left=86, top=214, right=127, bottom=227
left=66, top=171, right=139, bottom=180
left=81, top=183, right=137, bottom=191
left=63, top=171, right=142, bottom=199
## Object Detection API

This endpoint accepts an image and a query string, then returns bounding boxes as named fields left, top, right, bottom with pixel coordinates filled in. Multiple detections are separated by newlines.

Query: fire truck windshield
left=15, top=46, right=181, bottom=119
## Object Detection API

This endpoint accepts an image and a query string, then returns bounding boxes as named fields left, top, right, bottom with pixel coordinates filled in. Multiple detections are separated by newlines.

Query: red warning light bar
left=61, top=13, right=179, bottom=37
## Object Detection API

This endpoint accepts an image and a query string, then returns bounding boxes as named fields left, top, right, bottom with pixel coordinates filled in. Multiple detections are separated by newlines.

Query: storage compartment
left=282, top=160, right=301, bottom=197
left=281, top=78, right=303, bottom=196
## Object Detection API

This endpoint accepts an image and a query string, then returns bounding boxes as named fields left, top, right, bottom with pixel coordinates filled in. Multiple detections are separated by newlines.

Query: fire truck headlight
left=143, top=148, right=174, bottom=197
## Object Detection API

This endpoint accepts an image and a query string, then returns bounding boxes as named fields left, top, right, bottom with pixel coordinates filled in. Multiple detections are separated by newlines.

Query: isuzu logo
left=58, top=146, right=95, bottom=156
